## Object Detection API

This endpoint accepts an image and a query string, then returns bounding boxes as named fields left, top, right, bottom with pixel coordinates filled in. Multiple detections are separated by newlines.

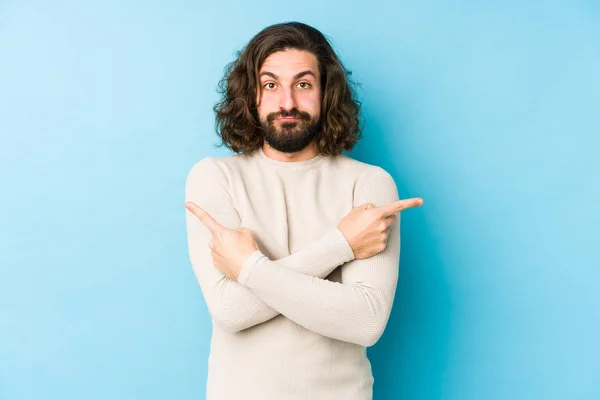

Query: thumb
left=238, top=228, right=254, bottom=238
left=238, top=228, right=258, bottom=246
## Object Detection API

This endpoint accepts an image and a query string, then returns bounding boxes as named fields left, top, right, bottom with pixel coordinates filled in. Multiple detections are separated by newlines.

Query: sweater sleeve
left=184, top=157, right=356, bottom=333
left=236, top=166, right=401, bottom=347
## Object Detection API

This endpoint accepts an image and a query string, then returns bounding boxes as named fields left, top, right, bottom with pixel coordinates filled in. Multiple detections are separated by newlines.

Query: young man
left=184, top=21, right=423, bottom=400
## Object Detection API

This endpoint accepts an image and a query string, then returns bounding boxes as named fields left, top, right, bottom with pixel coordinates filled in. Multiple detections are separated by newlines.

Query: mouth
left=276, top=117, right=299, bottom=121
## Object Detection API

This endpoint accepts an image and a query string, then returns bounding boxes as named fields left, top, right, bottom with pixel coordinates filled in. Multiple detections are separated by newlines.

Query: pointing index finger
left=379, top=198, right=424, bottom=217
left=185, top=202, right=224, bottom=236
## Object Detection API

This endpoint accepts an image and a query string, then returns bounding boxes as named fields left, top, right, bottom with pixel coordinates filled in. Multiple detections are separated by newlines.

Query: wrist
left=237, top=249, right=265, bottom=286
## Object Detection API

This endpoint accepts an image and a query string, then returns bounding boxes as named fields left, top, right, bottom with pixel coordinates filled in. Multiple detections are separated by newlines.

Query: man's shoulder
left=334, top=156, right=398, bottom=205
left=328, top=154, right=394, bottom=182
left=186, top=151, right=253, bottom=183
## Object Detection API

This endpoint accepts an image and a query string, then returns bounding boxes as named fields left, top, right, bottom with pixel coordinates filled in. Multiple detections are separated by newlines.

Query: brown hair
left=213, top=21, right=363, bottom=156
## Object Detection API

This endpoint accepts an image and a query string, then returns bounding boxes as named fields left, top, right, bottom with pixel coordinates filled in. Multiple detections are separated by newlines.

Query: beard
left=261, top=109, right=321, bottom=153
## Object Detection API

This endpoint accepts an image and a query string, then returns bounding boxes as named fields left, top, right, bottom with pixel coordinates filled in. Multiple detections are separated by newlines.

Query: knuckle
left=361, top=202, right=375, bottom=210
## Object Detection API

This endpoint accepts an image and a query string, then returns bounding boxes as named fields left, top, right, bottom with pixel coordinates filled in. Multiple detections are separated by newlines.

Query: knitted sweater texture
left=184, top=147, right=401, bottom=399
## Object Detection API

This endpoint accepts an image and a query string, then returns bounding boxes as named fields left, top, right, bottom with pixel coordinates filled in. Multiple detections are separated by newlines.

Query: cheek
left=257, top=95, right=277, bottom=117
left=299, top=96, right=321, bottom=115
left=257, top=105, right=270, bottom=122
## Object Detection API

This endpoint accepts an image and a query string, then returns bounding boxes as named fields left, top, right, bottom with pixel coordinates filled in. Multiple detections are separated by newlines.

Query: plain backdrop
left=1, top=1, right=599, bottom=399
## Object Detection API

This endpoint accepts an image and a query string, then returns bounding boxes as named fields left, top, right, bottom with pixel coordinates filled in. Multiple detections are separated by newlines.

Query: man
left=184, top=21, right=423, bottom=399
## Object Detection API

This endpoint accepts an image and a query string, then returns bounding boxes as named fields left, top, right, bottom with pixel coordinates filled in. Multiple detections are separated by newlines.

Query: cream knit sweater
left=184, top=146, right=401, bottom=400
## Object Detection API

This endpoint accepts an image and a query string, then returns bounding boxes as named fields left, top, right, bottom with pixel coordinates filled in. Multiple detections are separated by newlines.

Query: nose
left=279, top=87, right=297, bottom=111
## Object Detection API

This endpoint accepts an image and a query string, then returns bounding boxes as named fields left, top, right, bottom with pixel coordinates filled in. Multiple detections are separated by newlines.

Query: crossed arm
left=184, top=157, right=401, bottom=346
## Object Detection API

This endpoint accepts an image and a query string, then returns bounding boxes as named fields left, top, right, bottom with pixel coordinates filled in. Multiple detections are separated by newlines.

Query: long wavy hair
left=213, top=21, right=363, bottom=156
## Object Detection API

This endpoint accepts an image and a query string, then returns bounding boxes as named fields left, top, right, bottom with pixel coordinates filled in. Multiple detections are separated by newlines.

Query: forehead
left=259, top=49, right=319, bottom=78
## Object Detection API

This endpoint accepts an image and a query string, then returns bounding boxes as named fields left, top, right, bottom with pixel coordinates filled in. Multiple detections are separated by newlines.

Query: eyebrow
left=259, top=70, right=317, bottom=80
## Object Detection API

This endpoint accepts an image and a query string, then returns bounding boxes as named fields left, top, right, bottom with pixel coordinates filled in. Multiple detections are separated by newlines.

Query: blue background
left=1, top=1, right=599, bottom=399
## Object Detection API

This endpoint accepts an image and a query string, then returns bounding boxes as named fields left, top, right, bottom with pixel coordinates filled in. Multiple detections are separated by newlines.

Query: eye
left=297, top=82, right=312, bottom=89
left=264, top=82, right=277, bottom=90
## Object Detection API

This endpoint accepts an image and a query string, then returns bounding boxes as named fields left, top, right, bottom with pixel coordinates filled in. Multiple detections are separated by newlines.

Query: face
left=256, top=49, right=322, bottom=153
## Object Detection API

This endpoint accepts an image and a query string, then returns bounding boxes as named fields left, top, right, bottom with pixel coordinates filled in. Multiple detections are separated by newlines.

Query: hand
left=337, top=197, right=424, bottom=259
left=185, top=201, right=259, bottom=281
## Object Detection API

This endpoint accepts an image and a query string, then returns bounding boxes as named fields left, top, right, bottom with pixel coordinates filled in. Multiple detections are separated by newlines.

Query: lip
left=276, top=117, right=298, bottom=121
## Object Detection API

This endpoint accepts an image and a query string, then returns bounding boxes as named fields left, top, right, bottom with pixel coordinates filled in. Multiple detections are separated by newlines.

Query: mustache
left=266, top=109, right=311, bottom=123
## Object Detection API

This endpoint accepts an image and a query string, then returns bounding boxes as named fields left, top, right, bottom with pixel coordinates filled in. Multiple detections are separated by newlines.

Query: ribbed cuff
left=329, top=227, right=356, bottom=263
left=237, top=249, right=266, bottom=286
